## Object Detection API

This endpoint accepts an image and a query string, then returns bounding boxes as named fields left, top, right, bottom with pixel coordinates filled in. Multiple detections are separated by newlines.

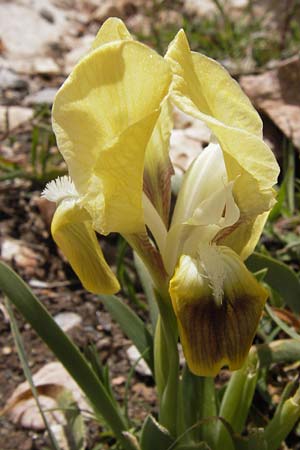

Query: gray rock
left=54, top=312, right=82, bottom=333
left=24, top=88, right=57, bottom=105
left=126, top=345, right=152, bottom=377
left=0, top=68, right=28, bottom=90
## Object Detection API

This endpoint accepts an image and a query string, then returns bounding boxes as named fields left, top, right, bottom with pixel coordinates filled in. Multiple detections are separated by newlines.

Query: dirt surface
left=1, top=0, right=300, bottom=449
left=0, top=178, right=158, bottom=449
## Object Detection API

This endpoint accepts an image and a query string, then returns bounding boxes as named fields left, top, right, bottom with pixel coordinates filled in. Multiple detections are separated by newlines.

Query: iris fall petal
left=169, top=246, right=268, bottom=376
left=52, top=199, right=120, bottom=294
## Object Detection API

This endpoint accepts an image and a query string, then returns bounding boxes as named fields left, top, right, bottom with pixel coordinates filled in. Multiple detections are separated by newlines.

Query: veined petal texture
left=51, top=199, right=120, bottom=294
left=165, top=30, right=279, bottom=259
left=169, top=246, right=268, bottom=376
left=53, top=37, right=171, bottom=235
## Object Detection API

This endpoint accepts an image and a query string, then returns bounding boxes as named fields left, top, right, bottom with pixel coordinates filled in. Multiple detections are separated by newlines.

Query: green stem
left=154, top=295, right=179, bottom=438
left=264, top=385, right=300, bottom=450
left=180, top=367, right=217, bottom=447
left=215, top=351, right=258, bottom=450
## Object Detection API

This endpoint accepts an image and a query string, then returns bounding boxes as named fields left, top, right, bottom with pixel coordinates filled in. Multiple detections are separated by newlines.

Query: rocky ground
left=1, top=0, right=300, bottom=449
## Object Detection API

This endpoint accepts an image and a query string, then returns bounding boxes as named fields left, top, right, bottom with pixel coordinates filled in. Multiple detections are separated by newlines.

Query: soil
left=0, top=180, right=156, bottom=449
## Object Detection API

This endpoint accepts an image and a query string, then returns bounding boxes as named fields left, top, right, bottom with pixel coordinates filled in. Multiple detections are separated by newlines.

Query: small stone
left=25, top=87, right=57, bottom=106
left=64, top=35, right=94, bottom=74
left=126, top=345, right=152, bottom=377
left=0, top=68, right=28, bottom=90
left=112, top=376, right=126, bottom=386
left=39, top=8, right=55, bottom=24
left=54, top=312, right=82, bottom=332
left=31, top=57, right=60, bottom=75
left=1, top=238, right=39, bottom=272
left=2, top=346, right=12, bottom=355
left=0, top=106, right=33, bottom=132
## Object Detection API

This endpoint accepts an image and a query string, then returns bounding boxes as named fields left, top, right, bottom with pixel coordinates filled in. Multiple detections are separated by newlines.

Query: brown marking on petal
left=125, top=230, right=168, bottom=292
left=213, top=217, right=243, bottom=244
left=177, top=291, right=265, bottom=376
left=143, top=157, right=174, bottom=227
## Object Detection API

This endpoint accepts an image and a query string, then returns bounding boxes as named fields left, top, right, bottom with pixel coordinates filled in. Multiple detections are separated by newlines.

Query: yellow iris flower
left=43, top=18, right=279, bottom=376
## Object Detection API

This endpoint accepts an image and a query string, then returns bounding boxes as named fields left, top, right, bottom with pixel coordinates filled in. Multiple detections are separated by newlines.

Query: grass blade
left=0, top=262, right=136, bottom=450
left=99, top=294, right=154, bottom=374
left=4, top=297, right=61, bottom=450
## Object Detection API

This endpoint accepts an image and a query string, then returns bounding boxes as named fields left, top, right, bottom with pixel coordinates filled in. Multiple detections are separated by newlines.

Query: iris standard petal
left=169, top=246, right=268, bottom=376
left=171, top=142, right=228, bottom=227
left=165, top=30, right=279, bottom=258
left=163, top=143, right=240, bottom=274
left=51, top=199, right=120, bottom=294
left=165, top=29, right=263, bottom=137
left=91, top=17, right=133, bottom=49
left=53, top=38, right=171, bottom=234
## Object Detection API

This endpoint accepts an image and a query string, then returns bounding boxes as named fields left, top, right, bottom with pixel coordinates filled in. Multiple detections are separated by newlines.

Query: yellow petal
left=217, top=211, right=270, bottom=260
left=171, top=142, right=230, bottom=227
left=169, top=246, right=268, bottom=376
left=91, top=17, right=133, bottom=49
left=143, top=100, right=174, bottom=226
left=83, top=111, right=160, bottom=234
left=51, top=199, right=120, bottom=294
left=163, top=143, right=240, bottom=275
left=53, top=39, right=171, bottom=234
left=165, top=29, right=263, bottom=137
left=165, top=30, right=279, bottom=257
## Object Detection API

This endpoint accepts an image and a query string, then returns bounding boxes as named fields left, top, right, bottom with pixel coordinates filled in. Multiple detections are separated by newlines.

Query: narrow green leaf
left=233, top=428, right=267, bottom=450
left=4, top=298, right=61, bottom=450
left=140, top=415, right=174, bottom=450
left=264, top=386, right=300, bottom=450
left=175, top=445, right=211, bottom=450
left=99, top=294, right=154, bottom=374
left=254, top=339, right=300, bottom=367
left=246, top=252, right=300, bottom=314
left=57, top=390, right=86, bottom=450
left=265, top=304, right=300, bottom=341
left=134, top=252, right=159, bottom=332
left=0, top=262, right=136, bottom=450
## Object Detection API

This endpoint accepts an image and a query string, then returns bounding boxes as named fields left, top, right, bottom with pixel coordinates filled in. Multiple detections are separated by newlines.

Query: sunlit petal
left=52, top=199, right=120, bottom=294
left=165, top=30, right=279, bottom=257
left=171, top=142, right=228, bottom=227
left=163, top=143, right=240, bottom=274
left=169, top=246, right=268, bottom=376
left=53, top=39, right=171, bottom=234
left=91, top=17, right=133, bottom=49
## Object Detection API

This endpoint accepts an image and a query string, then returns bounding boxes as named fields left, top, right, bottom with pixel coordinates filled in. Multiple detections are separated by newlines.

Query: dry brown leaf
left=2, top=362, right=90, bottom=430
left=1, top=237, right=40, bottom=273
left=240, top=56, right=300, bottom=150
left=272, top=307, right=300, bottom=331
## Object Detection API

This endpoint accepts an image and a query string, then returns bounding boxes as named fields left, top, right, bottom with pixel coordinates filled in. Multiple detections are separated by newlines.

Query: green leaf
left=180, top=367, right=217, bottom=446
left=233, top=428, right=268, bottom=450
left=99, top=294, right=154, bottom=374
left=265, top=304, right=300, bottom=341
left=0, top=262, right=136, bottom=450
left=4, top=298, right=61, bottom=450
left=175, top=445, right=212, bottom=450
left=140, top=415, right=174, bottom=450
left=57, top=390, right=86, bottom=450
left=134, top=252, right=159, bottom=332
left=264, top=386, right=300, bottom=450
left=246, top=252, right=300, bottom=314
left=215, top=357, right=258, bottom=450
